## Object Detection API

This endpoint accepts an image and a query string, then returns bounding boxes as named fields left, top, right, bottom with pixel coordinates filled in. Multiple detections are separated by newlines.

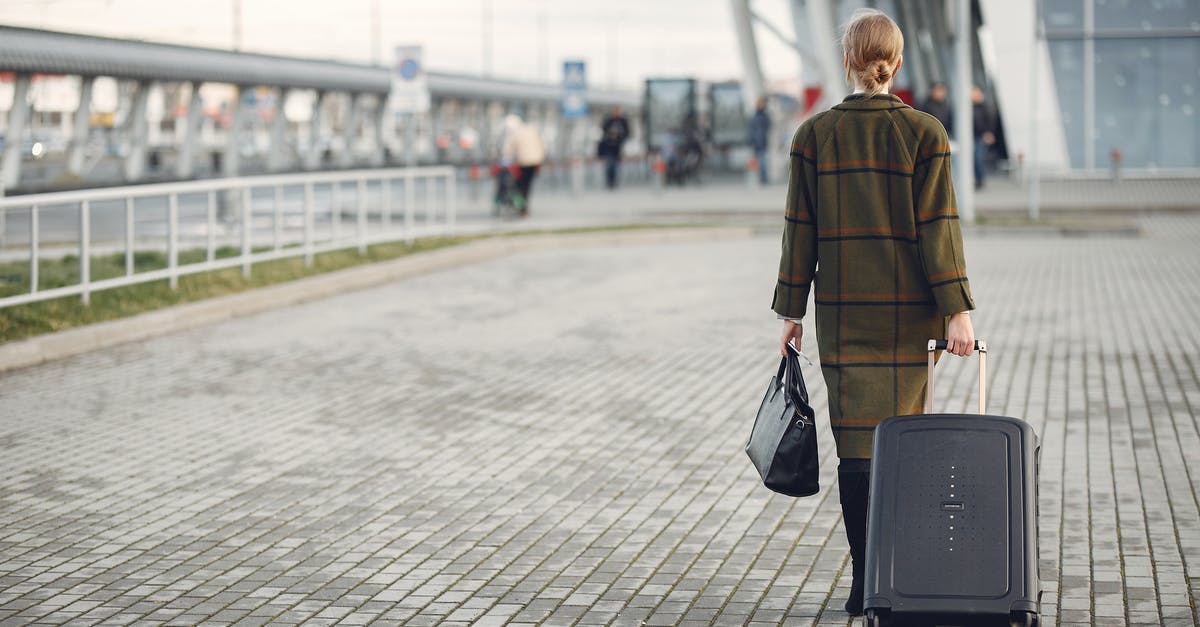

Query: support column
left=481, top=101, right=496, bottom=157
left=306, top=90, right=327, bottom=170
left=1082, top=0, right=1095, bottom=170
left=729, top=0, right=766, bottom=108
left=67, top=76, right=94, bottom=176
left=267, top=86, right=292, bottom=172
left=339, top=93, right=362, bottom=168
left=123, top=80, right=151, bottom=182
left=1, top=73, right=32, bottom=192
left=909, top=1, right=942, bottom=82
left=804, top=0, right=845, bottom=112
left=372, top=95, right=388, bottom=166
left=894, top=0, right=930, bottom=97
left=176, top=82, right=204, bottom=178
left=430, top=97, right=444, bottom=163
left=953, top=0, right=975, bottom=222
left=927, top=2, right=954, bottom=89
left=223, top=85, right=251, bottom=178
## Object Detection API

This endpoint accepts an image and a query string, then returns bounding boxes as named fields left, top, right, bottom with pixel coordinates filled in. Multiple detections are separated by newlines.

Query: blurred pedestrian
left=748, top=97, right=771, bottom=185
left=918, top=81, right=953, bottom=134
left=501, top=114, right=545, bottom=217
left=774, top=8, right=976, bottom=616
left=972, top=85, right=997, bottom=189
left=598, top=106, right=630, bottom=189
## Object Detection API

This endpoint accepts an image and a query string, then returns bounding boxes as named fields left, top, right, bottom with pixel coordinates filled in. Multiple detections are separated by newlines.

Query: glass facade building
left=1043, top=0, right=1200, bottom=171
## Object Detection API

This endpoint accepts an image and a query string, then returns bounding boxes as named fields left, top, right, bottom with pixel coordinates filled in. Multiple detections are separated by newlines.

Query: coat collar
left=832, top=93, right=909, bottom=111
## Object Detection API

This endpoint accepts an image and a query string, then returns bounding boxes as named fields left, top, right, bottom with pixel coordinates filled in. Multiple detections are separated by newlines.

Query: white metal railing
left=0, top=166, right=456, bottom=308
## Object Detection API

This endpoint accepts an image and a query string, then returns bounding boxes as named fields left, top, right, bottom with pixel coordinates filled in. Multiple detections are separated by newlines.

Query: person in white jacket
left=501, top=114, right=545, bottom=216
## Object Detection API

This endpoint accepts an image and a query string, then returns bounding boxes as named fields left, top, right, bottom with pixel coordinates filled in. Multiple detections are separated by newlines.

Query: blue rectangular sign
left=562, top=60, right=588, bottom=119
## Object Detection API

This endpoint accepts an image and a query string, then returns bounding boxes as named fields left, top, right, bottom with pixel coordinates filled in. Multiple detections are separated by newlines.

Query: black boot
left=838, top=460, right=871, bottom=615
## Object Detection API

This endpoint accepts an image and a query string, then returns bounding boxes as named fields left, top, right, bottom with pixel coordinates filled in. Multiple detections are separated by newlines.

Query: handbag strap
left=783, top=344, right=811, bottom=407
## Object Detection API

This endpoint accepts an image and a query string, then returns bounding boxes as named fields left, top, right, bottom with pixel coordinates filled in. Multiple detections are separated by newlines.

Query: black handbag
left=745, top=344, right=820, bottom=497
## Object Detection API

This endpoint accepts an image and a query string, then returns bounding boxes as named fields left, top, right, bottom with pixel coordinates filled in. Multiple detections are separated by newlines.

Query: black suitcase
left=863, top=340, right=1041, bottom=627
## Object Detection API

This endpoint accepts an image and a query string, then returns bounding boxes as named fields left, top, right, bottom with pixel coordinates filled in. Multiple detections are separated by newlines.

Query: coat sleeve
left=913, top=126, right=976, bottom=316
left=771, top=123, right=819, bottom=319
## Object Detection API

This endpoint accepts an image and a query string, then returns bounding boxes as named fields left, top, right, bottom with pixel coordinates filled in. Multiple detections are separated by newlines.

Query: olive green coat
left=772, top=93, right=975, bottom=459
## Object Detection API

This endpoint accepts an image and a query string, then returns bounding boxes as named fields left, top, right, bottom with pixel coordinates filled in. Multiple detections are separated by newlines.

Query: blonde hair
left=842, top=8, right=904, bottom=95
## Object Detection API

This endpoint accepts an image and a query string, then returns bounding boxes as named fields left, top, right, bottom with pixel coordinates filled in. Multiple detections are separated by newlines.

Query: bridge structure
left=0, top=26, right=641, bottom=195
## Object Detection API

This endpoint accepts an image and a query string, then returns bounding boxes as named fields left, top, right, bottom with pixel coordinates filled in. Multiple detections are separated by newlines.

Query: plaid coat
left=772, top=93, right=975, bottom=459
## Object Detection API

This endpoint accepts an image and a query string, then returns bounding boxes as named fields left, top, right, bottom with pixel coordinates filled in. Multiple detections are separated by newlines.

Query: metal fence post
left=332, top=182, right=342, bottom=242
left=382, top=177, right=391, bottom=230
left=206, top=190, right=216, bottom=264
left=274, top=184, right=284, bottom=252
left=425, top=173, right=436, bottom=226
left=405, top=172, right=415, bottom=245
left=241, top=186, right=252, bottom=278
left=446, top=170, right=457, bottom=232
left=80, top=200, right=90, bottom=305
left=125, top=197, right=135, bottom=276
left=304, top=181, right=315, bottom=267
left=356, top=178, right=367, bottom=255
left=29, top=205, right=38, bottom=294
left=168, top=193, right=179, bottom=289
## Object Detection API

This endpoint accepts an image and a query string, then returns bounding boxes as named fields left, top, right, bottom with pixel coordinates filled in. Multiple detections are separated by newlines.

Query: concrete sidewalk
left=1, top=213, right=1199, bottom=625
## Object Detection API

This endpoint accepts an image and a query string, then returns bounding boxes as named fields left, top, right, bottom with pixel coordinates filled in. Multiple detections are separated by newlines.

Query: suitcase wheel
left=1010, top=612, right=1037, bottom=627
left=864, top=609, right=883, bottom=627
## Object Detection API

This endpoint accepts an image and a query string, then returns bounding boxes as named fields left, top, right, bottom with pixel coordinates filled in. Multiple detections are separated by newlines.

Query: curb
left=0, top=226, right=754, bottom=374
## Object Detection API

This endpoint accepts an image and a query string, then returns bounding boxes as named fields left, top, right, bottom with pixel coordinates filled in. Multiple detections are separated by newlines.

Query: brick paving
left=1, top=212, right=1199, bottom=625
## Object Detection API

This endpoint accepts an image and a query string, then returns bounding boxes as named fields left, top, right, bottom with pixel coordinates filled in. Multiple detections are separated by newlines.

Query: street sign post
left=562, top=61, right=588, bottom=194
left=393, top=46, right=431, bottom=166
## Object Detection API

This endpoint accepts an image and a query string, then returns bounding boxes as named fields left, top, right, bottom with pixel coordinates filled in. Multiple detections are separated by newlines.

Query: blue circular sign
left=399, top=59, right=420, bottom=80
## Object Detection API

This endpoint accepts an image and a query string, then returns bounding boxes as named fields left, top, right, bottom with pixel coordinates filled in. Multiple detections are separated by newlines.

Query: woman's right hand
left=780, top=320, right=803, bottom=356
left=945, top=312, right=975, bottom=356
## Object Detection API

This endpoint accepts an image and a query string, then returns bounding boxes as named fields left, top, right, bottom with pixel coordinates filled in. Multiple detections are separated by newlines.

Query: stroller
left=662, top=128, right=705, bottom=186
left=491, top=161, right=526, bottom=217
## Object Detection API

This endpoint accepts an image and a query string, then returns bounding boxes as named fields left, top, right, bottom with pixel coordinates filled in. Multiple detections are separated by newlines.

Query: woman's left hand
left=780, top=320, right=803, bottom=356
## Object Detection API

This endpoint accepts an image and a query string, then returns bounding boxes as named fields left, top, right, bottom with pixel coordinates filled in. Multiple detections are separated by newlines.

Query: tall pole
left=1028, top=0, right=1041, bottom=222
left=482, top=0, right=493, bottom=77
left=606, top=17, right=618, bottom=89
left=537, top=1, right=548, bottom=81
left=232, top=0, right=242, bottom=51
left=954, top=0, right=975, bottom=223
left=370, top=0, right=381, bottom=66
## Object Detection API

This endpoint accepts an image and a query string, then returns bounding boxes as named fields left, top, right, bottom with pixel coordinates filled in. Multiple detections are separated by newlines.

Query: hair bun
left=871, top=60, right=892, bottom=86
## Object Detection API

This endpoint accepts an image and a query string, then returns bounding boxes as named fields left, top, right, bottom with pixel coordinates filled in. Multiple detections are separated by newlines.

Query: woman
left=501, top=114, right=546, bottom=217
left=772, top=8, right=976, bottom=615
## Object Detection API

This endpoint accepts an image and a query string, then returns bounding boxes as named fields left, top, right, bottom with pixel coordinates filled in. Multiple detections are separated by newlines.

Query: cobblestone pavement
left=2, top=213, right=1200, bottom=626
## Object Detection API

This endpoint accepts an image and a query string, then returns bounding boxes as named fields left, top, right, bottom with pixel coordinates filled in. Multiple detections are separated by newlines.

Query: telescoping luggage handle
left=926, top=339, right=987, bottom=415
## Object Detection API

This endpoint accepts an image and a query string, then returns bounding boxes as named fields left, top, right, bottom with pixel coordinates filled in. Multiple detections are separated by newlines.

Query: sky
left=0, top=0, right=805, bottom=91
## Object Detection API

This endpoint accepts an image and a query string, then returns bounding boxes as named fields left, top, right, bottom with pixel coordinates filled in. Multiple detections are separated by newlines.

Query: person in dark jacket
left=918, top=81, right=953, bottom=134
left=598, top=106, right=630, bottom=189
left=748, top=97, right=771, bottom=184
left=774, top=8, right=976, bottom=616
left=972, top=85, right=997, bottom=189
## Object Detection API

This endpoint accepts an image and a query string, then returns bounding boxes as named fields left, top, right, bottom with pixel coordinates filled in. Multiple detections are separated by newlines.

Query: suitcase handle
left=930, top=340, right=984, bottom=351
left=926, top=338, right=988, bottom=414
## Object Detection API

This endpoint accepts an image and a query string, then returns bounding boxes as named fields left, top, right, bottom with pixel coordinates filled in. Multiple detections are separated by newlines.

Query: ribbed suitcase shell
left=863, top=413, right=1041, bottom=626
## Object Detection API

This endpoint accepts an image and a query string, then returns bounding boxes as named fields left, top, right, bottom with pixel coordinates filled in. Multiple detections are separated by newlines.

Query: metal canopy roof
left=0, top=26, right=391, bottom=93
left=0, top=26, right=640, bottom=108
left=427, top=72, right=639, bottom=109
